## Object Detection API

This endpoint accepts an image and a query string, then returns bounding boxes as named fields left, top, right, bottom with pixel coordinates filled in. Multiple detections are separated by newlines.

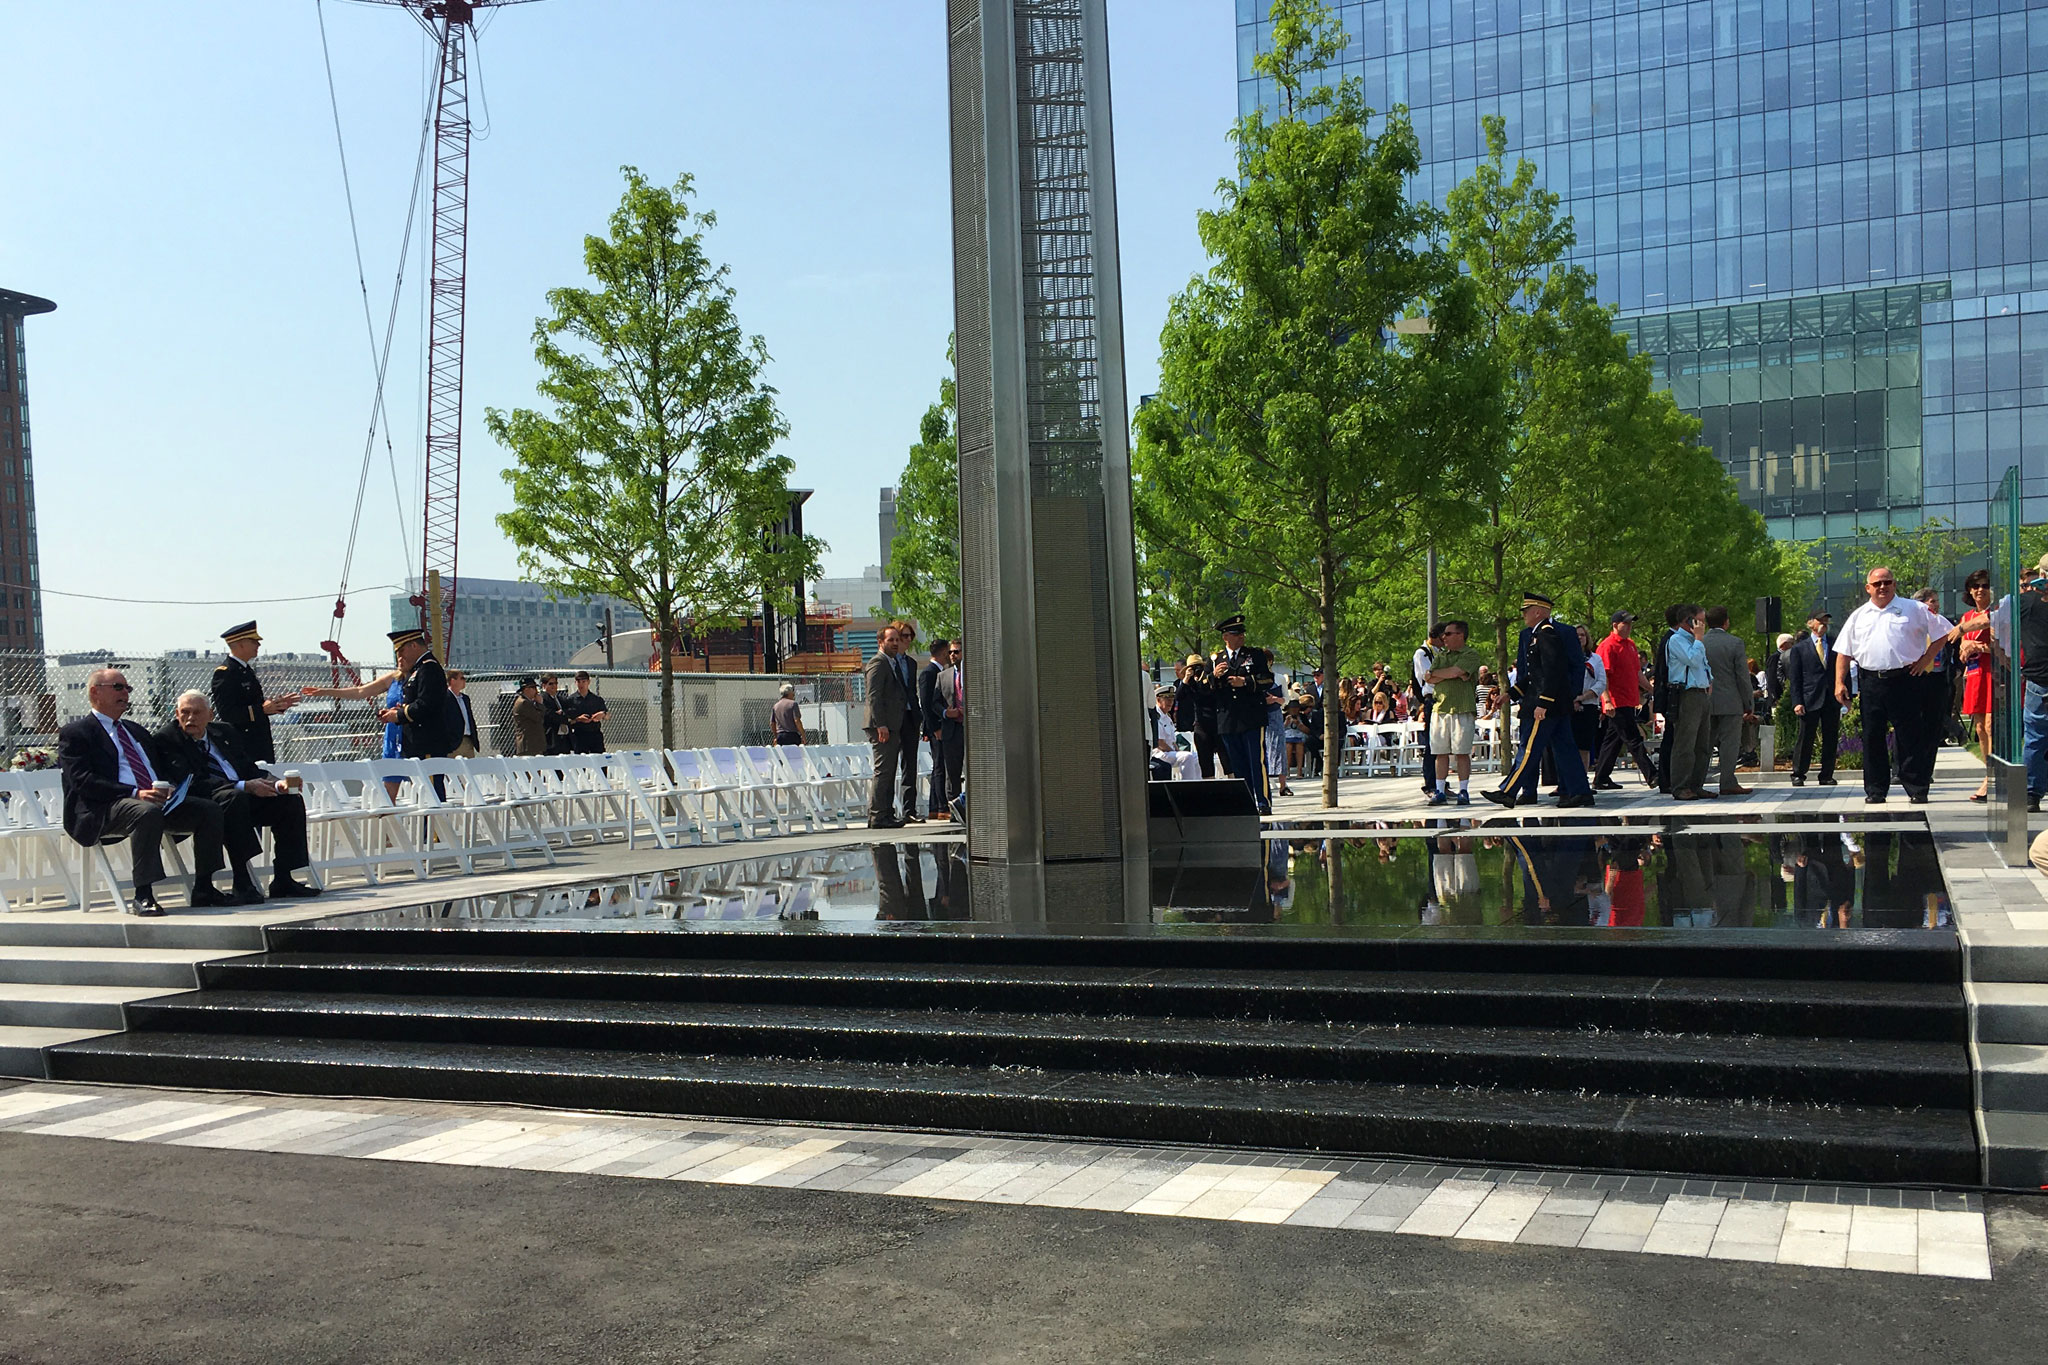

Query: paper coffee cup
left=282, top=771, right=303, bottom=792
left=151, top=781, right=172, bottom=796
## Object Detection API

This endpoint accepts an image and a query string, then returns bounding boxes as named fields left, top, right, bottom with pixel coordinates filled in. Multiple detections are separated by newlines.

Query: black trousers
left=1593, top=707, right=1658, bottom=785
left=1216, top=729, right=1269, bottom=813
left=1416, top=694, right=1435, bottom=792
left=1654, top=694, right=1676, bottom=792
left=98, top=795, right=225, bottom=892
left=1192, top=728, right=1220, bottom=779
left=1793, top=702, right=1840, bottom=782
left=211, top=786, right=310, bottom=876
left=896, top=711, right=921, bottom=817
left=1917, top=669, right=1952, bottom=778
left=927, top=731, right=963, bottom=812
left=1857, top=669, right=1930, bottom=798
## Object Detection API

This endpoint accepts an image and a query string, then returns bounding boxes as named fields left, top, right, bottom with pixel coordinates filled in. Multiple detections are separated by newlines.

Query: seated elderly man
left=154, top=690, right=320, bottom=902
left=56, top=667, right=230, bottom=917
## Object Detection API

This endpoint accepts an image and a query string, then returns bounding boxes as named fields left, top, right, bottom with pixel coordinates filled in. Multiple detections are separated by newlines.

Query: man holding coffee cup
left=56, top=668, right=231, bottom=916
left=155, top=691, right=319, bottom=901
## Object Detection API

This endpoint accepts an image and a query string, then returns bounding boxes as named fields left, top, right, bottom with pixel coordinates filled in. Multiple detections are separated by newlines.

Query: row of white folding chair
left=0, top=769, right=213, bottom=913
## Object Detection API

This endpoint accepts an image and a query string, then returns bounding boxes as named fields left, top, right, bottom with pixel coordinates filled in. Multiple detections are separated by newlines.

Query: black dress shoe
left=1593, top=779, right=1623, bottom=791
left=900, top=813, right=927, bottom=824
left=867, top=816, right=904, bottom=830
left=1556, top=794, right=1596, bottom=808
left=269, top=877, right=322, bottom=900
left=1790, top=776, right=1806, bottom=787
left=1479, top=789, right=1516, bottom=809
left=127, top=891, right=166, bottom=918
left=188, top=886, right=233, bottom=908
left=1817, top=777, right=1839, bottom=786
left=229, top=883, right=267, bottom=906
left=1865, top=795, right=1887, bottom=804
left=1907, top=791, right=1930, bottom=805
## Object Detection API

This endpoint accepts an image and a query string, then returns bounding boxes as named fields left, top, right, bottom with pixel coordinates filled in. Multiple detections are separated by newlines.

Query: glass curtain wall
left=1238, top=0, right=2048, bottom=613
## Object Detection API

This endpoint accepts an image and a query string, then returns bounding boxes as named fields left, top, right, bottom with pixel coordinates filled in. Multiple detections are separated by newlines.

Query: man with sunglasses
left=1834, top=566, right=1946, bottom=804
left=56, top=668, right=230, bottom=915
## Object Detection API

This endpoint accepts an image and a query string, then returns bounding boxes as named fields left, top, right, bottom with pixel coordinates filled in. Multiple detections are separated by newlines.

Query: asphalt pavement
left=3, top=1117, right=2046, bottom=1365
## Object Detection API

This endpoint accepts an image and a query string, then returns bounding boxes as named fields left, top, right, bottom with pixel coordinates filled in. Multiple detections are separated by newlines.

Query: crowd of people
left=860, top=620, right=964, bottom=829
left=1129, top=562, right=1999, bottom=817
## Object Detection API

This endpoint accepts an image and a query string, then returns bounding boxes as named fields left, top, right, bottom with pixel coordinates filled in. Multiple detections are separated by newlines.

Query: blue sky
left=4, top=0, right=1236, bottom=656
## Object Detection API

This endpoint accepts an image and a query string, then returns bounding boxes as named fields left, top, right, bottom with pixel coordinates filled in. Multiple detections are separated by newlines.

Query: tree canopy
left=488, top=167, right=821, bottom=748
left=887, top=345, right=962, bottom=640
left=1133, top=0, right=1497, bottom=805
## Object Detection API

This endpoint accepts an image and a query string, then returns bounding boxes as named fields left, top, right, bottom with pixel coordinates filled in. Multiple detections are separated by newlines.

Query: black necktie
left=197, top=737, right=231, bottom=788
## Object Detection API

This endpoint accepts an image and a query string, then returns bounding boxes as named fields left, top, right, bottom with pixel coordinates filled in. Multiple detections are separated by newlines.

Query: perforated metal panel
left=948, top=0, right=1143, bottom=893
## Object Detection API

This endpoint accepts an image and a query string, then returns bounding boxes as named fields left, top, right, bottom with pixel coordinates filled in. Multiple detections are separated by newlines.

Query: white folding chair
left=698, top=748, right=776, bottom=839
left=666, top=749, right=750, bottom=844
left=0, top=772, right=83, bottom=910
left=301, top=760, right=431, bottom=885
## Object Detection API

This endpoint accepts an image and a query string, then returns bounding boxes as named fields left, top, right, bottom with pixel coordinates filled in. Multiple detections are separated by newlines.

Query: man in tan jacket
left=862, top=624, right=913, bottom=828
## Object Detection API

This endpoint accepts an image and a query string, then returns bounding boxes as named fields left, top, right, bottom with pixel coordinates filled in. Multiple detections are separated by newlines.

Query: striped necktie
left=113, top=724, right=155, bottom=787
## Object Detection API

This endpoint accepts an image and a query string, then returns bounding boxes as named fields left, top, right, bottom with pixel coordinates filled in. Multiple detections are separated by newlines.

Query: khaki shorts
left=1428, top=709, right=1475, bottom=756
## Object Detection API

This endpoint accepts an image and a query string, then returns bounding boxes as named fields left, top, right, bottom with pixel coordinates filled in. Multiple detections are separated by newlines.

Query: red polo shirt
left=1596, top=632, right=1642, bottom=708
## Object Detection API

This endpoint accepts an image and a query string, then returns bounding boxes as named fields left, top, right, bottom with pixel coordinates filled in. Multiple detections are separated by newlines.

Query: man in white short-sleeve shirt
left=1832, top=565, right=1945, bottom=803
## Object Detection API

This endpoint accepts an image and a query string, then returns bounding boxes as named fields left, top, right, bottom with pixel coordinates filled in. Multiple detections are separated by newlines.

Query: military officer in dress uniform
left=378, top=628, right=462, bottom=760
left=211, top=621, right=300, bottom=764
left=1484, top=592, right=1594, bottom=809
left=1210, top=614, right=1275, bottom=815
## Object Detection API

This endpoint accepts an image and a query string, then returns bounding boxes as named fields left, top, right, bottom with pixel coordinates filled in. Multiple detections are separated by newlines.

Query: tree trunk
left=658, top=610, right=676, bottom=752
left=1319, top=549, right=1342, bottom=809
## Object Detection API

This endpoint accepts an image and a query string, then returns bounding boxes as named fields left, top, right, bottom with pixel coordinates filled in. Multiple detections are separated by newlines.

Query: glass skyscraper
left=1237, top=0, right=2048, bottom=605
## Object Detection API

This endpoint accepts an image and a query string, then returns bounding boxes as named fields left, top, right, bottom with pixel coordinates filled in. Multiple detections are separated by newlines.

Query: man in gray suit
left=1703, top=605, right=1753, bottom=796
left=863, top=624, right=913, bottom=828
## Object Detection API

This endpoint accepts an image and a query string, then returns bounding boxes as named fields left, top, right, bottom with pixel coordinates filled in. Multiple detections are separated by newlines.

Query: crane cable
left=314, top=0, right=433, bottom=650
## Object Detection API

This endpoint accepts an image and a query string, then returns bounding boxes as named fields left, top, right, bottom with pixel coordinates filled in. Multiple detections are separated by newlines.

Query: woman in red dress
left=1958, top=568, right=1996, bottom=801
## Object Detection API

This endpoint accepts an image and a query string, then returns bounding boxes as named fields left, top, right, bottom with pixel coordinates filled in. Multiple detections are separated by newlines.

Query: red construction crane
left=325, top=0, right=543, bottom=673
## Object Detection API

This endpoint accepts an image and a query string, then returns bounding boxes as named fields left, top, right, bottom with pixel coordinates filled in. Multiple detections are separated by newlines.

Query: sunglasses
left=98, top=683, right=132, bottom=692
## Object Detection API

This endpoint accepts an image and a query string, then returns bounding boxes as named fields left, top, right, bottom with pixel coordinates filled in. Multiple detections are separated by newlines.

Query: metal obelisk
left=945, top=0, right=1149, bottom=921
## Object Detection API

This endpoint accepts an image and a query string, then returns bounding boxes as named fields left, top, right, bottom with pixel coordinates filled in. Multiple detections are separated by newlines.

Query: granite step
left=0, top=983, right=184, bottom=1030
left=0, top=946, right=231, bottom=990
left=197, top=954, right=1967, bottom=1042
left=1972, top=981, right=2048, bottom=1045
left=266, top=920, right=1963, bottom=983
left=0, top=1025, right=110, bottom=1078
left=125, top=990, right=1972, bottom=1108
left=44, top=1031, right=1981, bottom=1187
left=1977, top=1043, right=2048, bottom=1112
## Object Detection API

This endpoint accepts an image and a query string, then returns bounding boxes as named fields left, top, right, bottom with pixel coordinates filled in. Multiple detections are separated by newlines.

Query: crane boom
left=340, top=0, right=542, bottom=663
left=419, top=2, right=471, bottom=662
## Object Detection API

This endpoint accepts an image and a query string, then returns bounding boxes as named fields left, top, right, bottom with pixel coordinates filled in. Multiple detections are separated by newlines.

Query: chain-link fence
left=0, top=650, right=866, bottom=767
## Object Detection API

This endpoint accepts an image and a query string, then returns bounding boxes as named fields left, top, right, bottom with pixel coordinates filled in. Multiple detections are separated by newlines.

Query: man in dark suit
left=380, top=628, right=463, bottom=758
left=210, top=620, right=300, bottom=764
left=1786, top=610, right=1840, bottom=787
left=889, top=623, right=925, bottom=824
left=155, top=690, right=319, bottom=901
left=448, top=670, right=482, bottom=757
left=862, top=624, right=912, bottom=829
left=928, top=639, right=965, bottom=820
left=918, top=638, right=950, bottom=821
left=57, top=667, right=229, bottom=916
left=539, top=673, right=570, bottom=755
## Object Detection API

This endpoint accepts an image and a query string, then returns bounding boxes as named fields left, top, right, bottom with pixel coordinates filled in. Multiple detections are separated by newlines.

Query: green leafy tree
left=488, top=168, right=822, bottom=749
left=1133, top=0, right=1496, bottom=806
left=888, top=344, right=962, bottom=640
left=1436, top=118, right=1796, bottom=689
left=1848, top=516, right=1976, bottom=597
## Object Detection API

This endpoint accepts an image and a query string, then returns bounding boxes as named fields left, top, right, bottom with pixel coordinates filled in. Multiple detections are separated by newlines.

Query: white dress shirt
left=1834, top=596, right=1941, bottom=672
left=1412, top=646, right=1434, bottom=698
left=94, top=711, right=155, bottom=787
